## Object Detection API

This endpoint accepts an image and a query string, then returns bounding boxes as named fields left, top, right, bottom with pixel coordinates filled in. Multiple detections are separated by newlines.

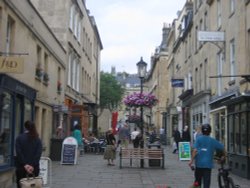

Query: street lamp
left=136, top=57, right=147, bottom=168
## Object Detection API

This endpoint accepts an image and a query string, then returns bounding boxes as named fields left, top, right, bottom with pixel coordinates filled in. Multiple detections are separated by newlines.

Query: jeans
left=195, top=167, right=212, bottom=188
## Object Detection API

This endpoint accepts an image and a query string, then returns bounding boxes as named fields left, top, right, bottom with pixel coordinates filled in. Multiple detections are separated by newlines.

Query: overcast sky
left=86, top=0, right=186, bottom=74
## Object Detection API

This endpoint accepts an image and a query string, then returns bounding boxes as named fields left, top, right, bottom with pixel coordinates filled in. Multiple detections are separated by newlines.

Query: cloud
left=87, top=0, right=186, bottom=73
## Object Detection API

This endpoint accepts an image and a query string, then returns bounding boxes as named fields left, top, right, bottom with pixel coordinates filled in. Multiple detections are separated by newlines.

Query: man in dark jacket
left=173, top=127, right=181, bottom=153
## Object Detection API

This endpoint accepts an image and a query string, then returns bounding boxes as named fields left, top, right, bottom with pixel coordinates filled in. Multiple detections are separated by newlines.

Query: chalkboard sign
left=61, top=137, right=78, bottom=165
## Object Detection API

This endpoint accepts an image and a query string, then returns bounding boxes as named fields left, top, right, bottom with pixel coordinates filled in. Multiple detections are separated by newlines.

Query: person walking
left=182, top=125, right=191, bottom=142
left=188, top=124, right=224, bottom=188
left=130, top=127, right=140, bottom=148
left=15, top=121, right=42, bottom=188
left=118, top=121, right=130, bottom=148
left=72, top=124, right=84, bottom=157
left=193, top=125, right=202, bottom=144
left=172, top=127, right=181, bottom=154
left=103, top=128, right=116, bottom=166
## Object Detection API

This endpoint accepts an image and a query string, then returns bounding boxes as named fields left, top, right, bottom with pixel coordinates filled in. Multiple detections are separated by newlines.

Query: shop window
left=0, top=92, right=12, bottom=167
left=234, top=114, right=240, bottom=153
left=228, top=115, right=234, bottom=152
left=248, top=112, right=250, bottom=156
left=24, top=99, right=32, bottom=122
left=240, top=113, right=247, bottom=155
left=6, top=16, right=15, bottom=54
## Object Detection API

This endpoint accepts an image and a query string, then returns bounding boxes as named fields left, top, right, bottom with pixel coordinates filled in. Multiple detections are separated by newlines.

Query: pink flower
left=123, top=92, right=158, bottom=108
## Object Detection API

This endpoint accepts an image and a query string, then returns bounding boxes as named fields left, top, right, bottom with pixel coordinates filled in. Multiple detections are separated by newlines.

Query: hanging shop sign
left=198, top=31, right=225, bottom=42
left=171, top=79, right=184, bottom=87
left=0, top=56, right=24, bottom=73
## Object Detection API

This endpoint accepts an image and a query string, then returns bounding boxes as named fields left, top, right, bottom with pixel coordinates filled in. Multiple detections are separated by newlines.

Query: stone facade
left=0, top=0, right=102, bottom=186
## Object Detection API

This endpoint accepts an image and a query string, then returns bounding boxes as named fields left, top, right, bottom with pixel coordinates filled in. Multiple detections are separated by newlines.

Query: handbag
left=19, top=174, right=43, bottom=188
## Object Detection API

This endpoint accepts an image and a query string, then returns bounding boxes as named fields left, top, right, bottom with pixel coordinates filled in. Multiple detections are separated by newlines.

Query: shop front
left=224, top=95, right=250, bottom=179
left=0, top=74, right=36, bottom=187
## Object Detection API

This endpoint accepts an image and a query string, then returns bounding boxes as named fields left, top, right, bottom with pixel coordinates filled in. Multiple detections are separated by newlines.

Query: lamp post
left=136, top=57, right=147, bottom=168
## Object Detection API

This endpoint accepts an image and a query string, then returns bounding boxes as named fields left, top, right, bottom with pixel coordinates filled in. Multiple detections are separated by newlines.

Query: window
left=217, top=52, right=223, bottom=96
left=6, top=16, right=15, bottom=54
left=228, top=115, right=234, bottom=152
left=68, top=51, right=80, bottom=91
left=76, top=62, right=80, bottom=91
left=230, top=39, right=236, bottom=81
left=77, top=19, right=81, bottom=42
left=199, top=63, right=203, bottom=90
left=195, top=26, right=198, bottom=51
left=204, top=59, right=207, bottom=89
left=217, top=0, right=222, bottom=28
left=188, top=72, right=192, bottom=89
left=24, top=99, right=32, bottom=123
left=0, top=92, right=12, bottom=166
left=37, top=45, right=42, bottom=66
left=230, top=0, right=235, bottom=14
left=69, top=5, right=75, bottom=31
left=234, top=114, right=240, bottom=153
left=240, top=113, right=247, bottom=155
left=74, top=14, right=78, bottom=37
left=195, top=68, right=198, bottom=93
left=204, top=12, right=208, bottom=31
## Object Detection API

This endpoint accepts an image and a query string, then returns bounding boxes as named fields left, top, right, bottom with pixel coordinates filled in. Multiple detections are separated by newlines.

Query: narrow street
left=48, top=146, right=250, bottom=188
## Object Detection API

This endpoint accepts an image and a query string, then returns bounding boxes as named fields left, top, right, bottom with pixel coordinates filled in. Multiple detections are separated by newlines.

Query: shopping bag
left=19, top=174, right=43, bottom=188
left=172, top=142, right=177, bottom=150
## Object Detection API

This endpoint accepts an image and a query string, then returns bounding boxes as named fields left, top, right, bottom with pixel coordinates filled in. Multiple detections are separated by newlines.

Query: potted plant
left=35, top=66, right=43, bottom=78
left=43, top=72, right=49, bottom=83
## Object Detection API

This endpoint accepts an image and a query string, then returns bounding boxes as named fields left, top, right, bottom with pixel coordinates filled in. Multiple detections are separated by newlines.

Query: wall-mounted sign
left=0, top=56, right=24, bottom=73
left=171, top=79, right=184, bottom=87
left=198, top=31, right=225, bottom=42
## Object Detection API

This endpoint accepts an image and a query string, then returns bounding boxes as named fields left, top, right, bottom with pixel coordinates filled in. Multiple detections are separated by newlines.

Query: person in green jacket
left=72, top=124, right=84, bottom=158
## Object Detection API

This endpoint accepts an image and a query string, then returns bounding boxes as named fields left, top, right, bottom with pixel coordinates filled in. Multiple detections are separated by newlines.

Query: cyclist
left=188, top=123, right=225, bottom=188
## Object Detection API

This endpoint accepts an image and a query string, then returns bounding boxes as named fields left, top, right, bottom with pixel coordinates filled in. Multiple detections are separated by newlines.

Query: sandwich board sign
left=178, top=142, right=191, bottom=161
left=61, top=136, right=78, bottom=165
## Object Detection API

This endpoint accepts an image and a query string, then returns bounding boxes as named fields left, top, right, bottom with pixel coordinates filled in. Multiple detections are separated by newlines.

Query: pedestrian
left=193, top=125, right=202, bottom=144
left=172, top=127, right=181, bottom=154
left=130, top=127, right=140, bottom=148
left=188, top=124, right=224, bottom=188
left=182, top=125, right=191, bottom=142
left=118, top=120, right=130, bottom=148
left=15, top=120, right=42, bottom=188
left=103, top=128, right=116, bottom=166
left=72, top=124, right=84, bottom=157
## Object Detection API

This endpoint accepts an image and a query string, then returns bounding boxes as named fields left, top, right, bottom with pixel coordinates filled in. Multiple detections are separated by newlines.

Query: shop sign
left=198, top=31, right=225, bottom=42
left=171, top=79, right=184, bottom=87
left=0, top=56, right=24, bottom=73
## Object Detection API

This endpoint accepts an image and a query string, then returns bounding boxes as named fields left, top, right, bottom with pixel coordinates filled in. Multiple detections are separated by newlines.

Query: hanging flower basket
left=123, top=92, right=158, bottom=108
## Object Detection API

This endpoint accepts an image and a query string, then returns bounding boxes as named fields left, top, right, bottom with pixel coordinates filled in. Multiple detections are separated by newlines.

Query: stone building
left=0, top=0, right=102, bottom=186
left=165, top=0, right=250, bottom=179
left=144, top=24, right=171, bottom=137
left=31, top=0, right=103, bottom=138
left=0, top=0, right=66, bottom=186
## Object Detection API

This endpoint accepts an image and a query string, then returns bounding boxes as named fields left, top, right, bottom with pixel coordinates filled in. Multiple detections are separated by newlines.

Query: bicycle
left=216, top=156, right=240, bottom=188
